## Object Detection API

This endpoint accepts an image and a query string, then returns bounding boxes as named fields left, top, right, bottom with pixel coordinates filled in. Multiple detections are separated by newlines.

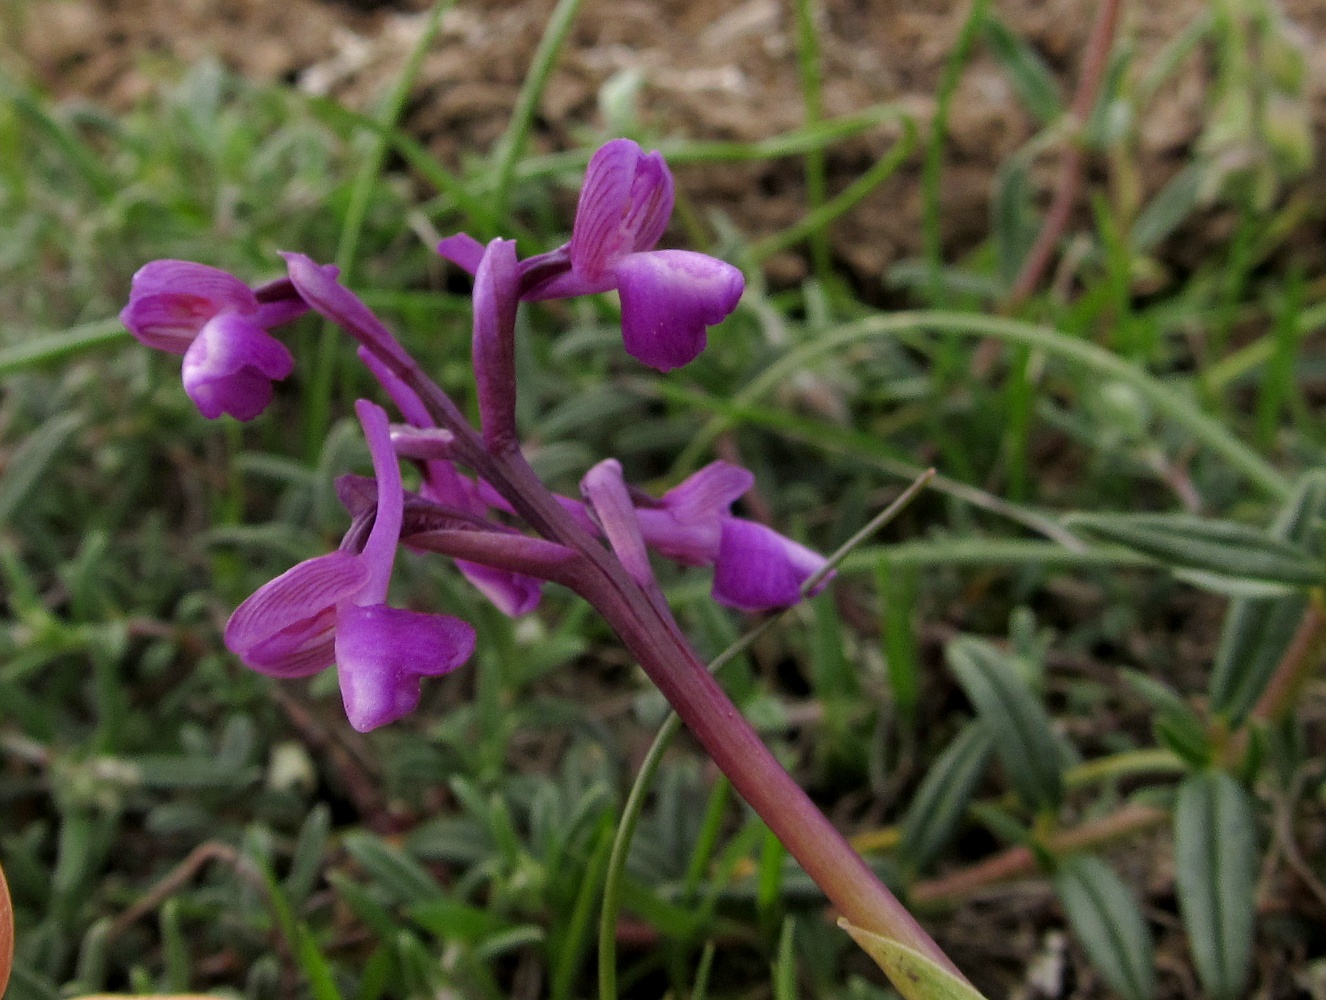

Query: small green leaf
left=947, top=638, right=1063, bottom=811
left=839, top=921, right=990, bottom=1000
left=1054, top=855, right=1155, bottom=1000
left=0, top=413, right=81, bottom=529
left=900, top=723, right=994, bottom=870
left=1066, top=512, right=1322, bottom=587
left=342, top=833, right=444, bottom=907
left=1174, top=772, right=1258, bottom=1000
left=1130, top=164, right=1204, bottom=252
left=982, top=15, right=1063, bottom=124
left=992, top=155, right=1039, bottom=287
left=1210, top=470, right=1326, bottom=725
left=284, top=803, right=331, bottom=906
left=1121, top=670, right=1211, bottom=767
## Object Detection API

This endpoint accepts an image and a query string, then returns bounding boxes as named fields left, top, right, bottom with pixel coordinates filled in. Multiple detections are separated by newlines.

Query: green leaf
left=1066, top=512, right=1322, bottom=587
left=839, top=922, right=990, bottom=1000
left=1209, top=470, right=1326, bottom=725
left=342, top=833, right=444, bottom=907
left=410, top=897, right=515, bottom=943
left=0, top=413, right=81, bottom=529
left=1174, top=772, right=1258, bottom=1000
left=1130, top=164, right=1204, bottom=252
left=900, top=723, right=994, bottom=870
left=284, top=803, right=331, bottom=906
left=947, top=638, right=1063, bottom=811
left=1054, top=855, right=1155, bottom=1000
left=1121, top=670, right=1211, bottom=767
left=992, top=155, right=1039, bottom=287
left=982, top=15, right=1063, bottom=124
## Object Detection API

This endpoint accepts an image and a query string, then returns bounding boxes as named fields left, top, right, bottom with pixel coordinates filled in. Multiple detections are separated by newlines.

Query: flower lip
left=181, top=313, right=296, bottom=421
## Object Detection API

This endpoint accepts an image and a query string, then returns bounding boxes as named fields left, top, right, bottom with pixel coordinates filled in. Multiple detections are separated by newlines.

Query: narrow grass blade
left=677, top=311, right=1290, bottom=499
left=1066, top=512, right=1322, bottom=587
left=1209, top=470, right=1326, bottom=725
left=0, top=413, right=80, bottom=530
left=982, top=14, right=1063, bottom=124
left=0, top=320, right=127, bottom=378
left=751, top=121, right=916, bottom=263
left=489, top=0, right=585, bottom=222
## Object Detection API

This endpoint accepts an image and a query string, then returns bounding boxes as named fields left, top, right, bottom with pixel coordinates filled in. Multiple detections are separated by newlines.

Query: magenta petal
left=472, top=238, right=520, bottom=449
left=640, top=461, right=754, bottom=564
left=663, top=462, right=755, bottom=518
left=711, top=518, right=832, bottom=612
left=624, top=150, right=674, bottom=253
left=226, top=551, right=370, bottom=678
left=181, top=313, right=294, bottom=420
left=334, top=604, right=476, bottom=731
left=456, top=560, right=543, bottom=617
left=128, top=260, right=257, bottom=313
left=121, top=292, right=222, bottom=353
left=616, top=250, right=744, bottom=371
left=436, top=233, right=486, bottom=275
left=570, top=138, right=642, bottom=280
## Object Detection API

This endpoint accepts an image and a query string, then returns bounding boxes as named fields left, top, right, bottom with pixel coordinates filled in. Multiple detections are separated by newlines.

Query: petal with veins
left=226, top=551, right=370, bottom=677
left=616, top=250, right=744, bottom=371
left=335, top=604, right=476, bottom=731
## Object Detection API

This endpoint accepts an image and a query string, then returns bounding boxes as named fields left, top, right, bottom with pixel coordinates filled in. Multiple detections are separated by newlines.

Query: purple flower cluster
left=120, top=138, right=831, bottom=731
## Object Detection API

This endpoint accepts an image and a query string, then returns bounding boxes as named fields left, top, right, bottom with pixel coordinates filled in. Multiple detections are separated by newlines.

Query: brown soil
left=10, top=0, right=1326, bottom=292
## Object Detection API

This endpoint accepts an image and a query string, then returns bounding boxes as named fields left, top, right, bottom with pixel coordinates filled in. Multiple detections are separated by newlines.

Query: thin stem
left=581, top=570, right=967, bottom=980
left=911, top=803, right=1167, bottom=905
left=1251, top=590, right=1326, bottom=723
left=1006, top=0, right=1123, bottom=308
left=0, top=860, right=12, bottom=999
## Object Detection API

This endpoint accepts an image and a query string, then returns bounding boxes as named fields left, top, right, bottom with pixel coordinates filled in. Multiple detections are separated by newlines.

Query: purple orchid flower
left=119, top=260, right=303, bottom=421
left=600, top=460, right=834, bottom=612
left=225, top=399, right=476, bottom=731
left=438, top=138, right=745, bottom=372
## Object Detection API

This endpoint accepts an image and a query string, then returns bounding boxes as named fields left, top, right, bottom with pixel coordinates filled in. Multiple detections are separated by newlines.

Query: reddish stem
left=0, top=861, right=13, bottom=999
left=911, top=802, right=1166, bottom=905
left=1006, top=0, right=1124, bottom=308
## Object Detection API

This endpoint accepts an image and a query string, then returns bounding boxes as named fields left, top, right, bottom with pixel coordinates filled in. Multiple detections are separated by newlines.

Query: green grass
left=2, top=2, right=1326, bottom=998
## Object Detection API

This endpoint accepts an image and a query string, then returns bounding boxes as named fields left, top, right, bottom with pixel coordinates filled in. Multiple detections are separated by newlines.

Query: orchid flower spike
left=225, top=399, right=476, bottom=731
left=119, top=261, right=305, bottom=421
left=438, top=138, right=745, bottom=372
